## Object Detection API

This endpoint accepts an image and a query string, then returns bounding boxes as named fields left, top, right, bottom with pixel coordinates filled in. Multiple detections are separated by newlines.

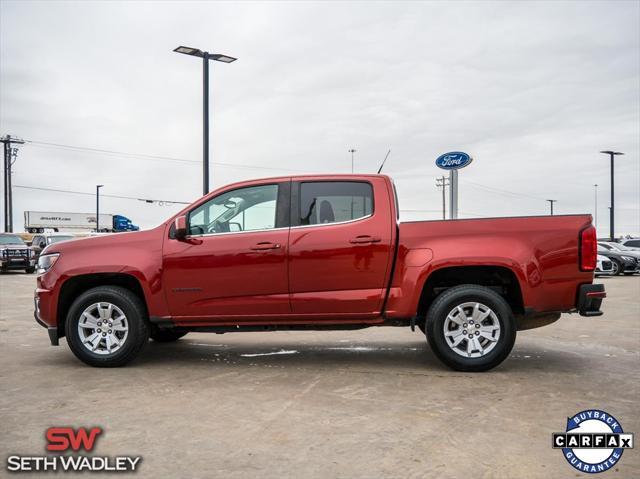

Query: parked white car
left=595, top=254, right=614, bottom=276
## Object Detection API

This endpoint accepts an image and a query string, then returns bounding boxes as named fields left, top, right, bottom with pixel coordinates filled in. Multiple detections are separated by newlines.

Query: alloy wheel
left=77, top=302, right=129, bottom=355
left=443, top=302, right=501, bottom=358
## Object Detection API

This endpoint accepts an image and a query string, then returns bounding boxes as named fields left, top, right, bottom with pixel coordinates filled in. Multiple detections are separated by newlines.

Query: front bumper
left=34, top=291, right=59, bottom=346
left=0, top=257, right=35, bottom=270
left=577, top=283, right=606, bottom=317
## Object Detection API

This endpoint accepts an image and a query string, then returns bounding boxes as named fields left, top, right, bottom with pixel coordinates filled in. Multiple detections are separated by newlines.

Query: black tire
left=65, top=286, right=149, bottom=367
left=150, top=329, right=187, bottom=342
left=425, top=284, right=516, bottom=372
left=610, top=260, right=622, bottom=276
left=25, top=267, right=36, bottom=274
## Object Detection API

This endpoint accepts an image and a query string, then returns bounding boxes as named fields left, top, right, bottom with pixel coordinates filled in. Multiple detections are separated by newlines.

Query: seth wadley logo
left=553, top=409, right=634, bottom=474
left=6, top=427, right=142, bottom=473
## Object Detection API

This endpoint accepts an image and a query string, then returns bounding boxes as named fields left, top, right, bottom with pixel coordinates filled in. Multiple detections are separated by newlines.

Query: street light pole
left=173, top=46, right=237, bottom=196
left=203, top=52, right=210, bottom=196
left=348, top=149, right=356, bottom=173
left=546, top=199, right=557, bottom=215
left=600, top=150, right=624, bottom=241
left=96, top=185, right=103, bottom=232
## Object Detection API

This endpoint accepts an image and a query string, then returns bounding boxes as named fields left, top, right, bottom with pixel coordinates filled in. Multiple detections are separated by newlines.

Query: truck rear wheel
left=424, top=284, right=516, bottom=372
left=65, top=286, right=149, bottom=367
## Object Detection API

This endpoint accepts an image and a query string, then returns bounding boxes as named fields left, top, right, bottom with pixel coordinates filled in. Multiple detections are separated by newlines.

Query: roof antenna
left=377, top=149, right=391, bottom=174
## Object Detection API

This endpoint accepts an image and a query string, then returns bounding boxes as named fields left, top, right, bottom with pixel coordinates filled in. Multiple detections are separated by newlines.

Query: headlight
left=37, top=253, right=60, bottom=274
left=621, top=256, right=635, bottom=262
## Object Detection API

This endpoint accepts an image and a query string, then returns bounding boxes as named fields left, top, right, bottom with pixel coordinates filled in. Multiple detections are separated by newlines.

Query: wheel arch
left=417, top=265, right=525, bottom=319
left=56, top=273, right=148, bottom=338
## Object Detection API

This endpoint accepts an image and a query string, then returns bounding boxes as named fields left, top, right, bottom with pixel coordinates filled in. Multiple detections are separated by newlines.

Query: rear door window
left=298, top=181, right=373, bottom=226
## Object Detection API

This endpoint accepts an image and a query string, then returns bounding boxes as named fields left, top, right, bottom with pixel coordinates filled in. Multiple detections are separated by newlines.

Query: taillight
left=580, top=225, right=597, bottom=271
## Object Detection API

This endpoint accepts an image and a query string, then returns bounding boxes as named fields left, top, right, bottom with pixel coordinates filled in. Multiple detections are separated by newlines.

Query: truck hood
left=42, top=227, right=162, bottom=257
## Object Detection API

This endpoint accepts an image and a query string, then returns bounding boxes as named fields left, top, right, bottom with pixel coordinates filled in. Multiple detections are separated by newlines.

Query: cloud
left=1, top=0, right=638, bottom=235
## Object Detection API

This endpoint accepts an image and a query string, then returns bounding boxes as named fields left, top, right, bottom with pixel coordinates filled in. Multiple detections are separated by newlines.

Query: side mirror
left=174, top=215, right=187, bottom=240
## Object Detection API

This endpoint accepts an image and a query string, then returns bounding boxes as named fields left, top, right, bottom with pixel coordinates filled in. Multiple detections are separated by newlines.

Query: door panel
left=288, top=178, right=394, bottom=316
left=162, top=181, right=291, bottom=321
left=163, top=229, right=290, bottom=319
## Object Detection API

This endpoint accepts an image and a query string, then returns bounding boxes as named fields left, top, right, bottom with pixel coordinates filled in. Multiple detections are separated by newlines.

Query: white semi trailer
left=24, top=211, right=139, bottom=233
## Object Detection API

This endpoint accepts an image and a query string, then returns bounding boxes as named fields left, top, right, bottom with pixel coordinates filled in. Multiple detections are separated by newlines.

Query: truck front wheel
left=65, top=286, right=149, bottom=367
left=425, top=284, right=516, bottom=372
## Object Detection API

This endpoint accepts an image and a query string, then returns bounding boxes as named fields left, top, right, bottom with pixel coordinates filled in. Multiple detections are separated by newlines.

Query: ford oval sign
left=435, top=151, right=473, bottom=170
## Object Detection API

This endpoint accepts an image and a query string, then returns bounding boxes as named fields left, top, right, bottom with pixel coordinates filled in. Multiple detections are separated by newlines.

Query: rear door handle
left=250, top=242, right=281, bottom=251
left=349, top=235, right=381, bottom=244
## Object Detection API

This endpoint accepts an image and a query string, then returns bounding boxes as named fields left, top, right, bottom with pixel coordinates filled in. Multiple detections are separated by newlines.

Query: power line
left=14, top=184, right=190, bottom=205
left=25, top=140, right=309, bottom=173
left=460, top=179, right=548, bottom=202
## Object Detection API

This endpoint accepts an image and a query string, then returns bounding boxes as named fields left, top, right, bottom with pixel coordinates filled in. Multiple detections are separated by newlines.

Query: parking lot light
left=173, top=46, right=237, bottom=195
left=600, top=150, right=624, bottom=241
left=96, top=185, right=103, bottom=233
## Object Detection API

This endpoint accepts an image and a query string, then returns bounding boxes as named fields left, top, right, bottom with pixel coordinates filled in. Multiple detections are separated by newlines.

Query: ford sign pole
left=435, top=152, right=473, bottom=220
left=449, top=170, right=458, bottom=219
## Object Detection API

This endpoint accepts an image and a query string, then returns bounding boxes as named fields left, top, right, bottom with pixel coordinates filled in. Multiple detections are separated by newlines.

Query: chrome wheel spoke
left=80, top=312, right=99, bottom=328
left=472, top=337, right=483, bottom=354
left=83, top=332, right=100, bottom=346
left=479, top=331, right=496, bottom=341
left=109, top=333, right=121, bottom=348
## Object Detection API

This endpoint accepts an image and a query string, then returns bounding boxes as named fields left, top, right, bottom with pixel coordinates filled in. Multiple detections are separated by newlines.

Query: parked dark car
left=597, top=248, right=639, bottom=276
left=0, top=233, right=36, bottom=273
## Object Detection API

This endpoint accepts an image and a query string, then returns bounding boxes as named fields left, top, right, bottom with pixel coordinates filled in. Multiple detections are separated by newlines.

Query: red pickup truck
left=34, top=174, right=604, bottom=371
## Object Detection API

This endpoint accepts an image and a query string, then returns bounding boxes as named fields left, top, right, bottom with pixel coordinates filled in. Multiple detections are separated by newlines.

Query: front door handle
left=250, top=242, right=281, bottom=251
left=349, top=235, right=381, bottom=244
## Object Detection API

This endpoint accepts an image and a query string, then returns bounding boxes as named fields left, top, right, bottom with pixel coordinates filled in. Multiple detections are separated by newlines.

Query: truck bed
left=385, top=214, right=594, bottom=318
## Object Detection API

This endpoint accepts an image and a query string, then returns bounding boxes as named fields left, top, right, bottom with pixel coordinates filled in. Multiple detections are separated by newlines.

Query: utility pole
left=546, top=199, right=557, bottom=216
left=600, top=151, right=624, bottom=241
left=594, top=184, right=598, bottom=231
left=435, top=176, right=449, bottom=220
left=1, top=135, right=25, bottom=232
left=96, top=185, right=104, bottom=232
left=348, top=149, right=356, bottom=173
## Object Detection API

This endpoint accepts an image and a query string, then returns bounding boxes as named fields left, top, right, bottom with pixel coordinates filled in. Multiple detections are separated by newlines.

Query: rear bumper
left=577, top=283, right=605, bottom=317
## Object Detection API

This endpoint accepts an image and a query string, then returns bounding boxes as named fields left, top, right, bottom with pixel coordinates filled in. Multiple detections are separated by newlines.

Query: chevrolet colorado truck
left=34, top=174, right=605, bottom=370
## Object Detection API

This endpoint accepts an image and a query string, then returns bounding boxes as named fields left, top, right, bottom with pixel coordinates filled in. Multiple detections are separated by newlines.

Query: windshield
left=48, top=236, right=74, bottom=244
left=0, top=235, right=25, bottom=245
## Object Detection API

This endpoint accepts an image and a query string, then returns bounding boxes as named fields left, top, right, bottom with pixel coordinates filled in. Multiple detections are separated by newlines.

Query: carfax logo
left=6, top=426, right=141, bottom=473
left=553, top=409, right=634, bottom=473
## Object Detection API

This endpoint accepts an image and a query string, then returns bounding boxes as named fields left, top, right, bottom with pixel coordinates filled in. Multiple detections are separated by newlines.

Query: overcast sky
left=1, top=0, right=639, bottom=235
